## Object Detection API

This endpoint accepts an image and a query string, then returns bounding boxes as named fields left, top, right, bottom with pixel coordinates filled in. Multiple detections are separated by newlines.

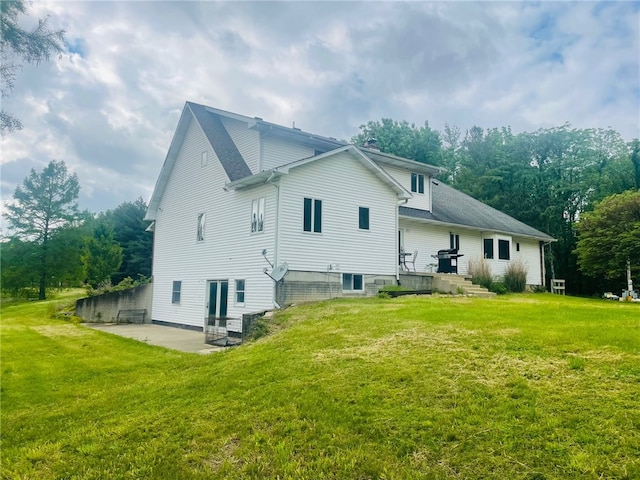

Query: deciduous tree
left=575, top=190, right=640, bottom=281
left=352, top=118, right=442, bottom=166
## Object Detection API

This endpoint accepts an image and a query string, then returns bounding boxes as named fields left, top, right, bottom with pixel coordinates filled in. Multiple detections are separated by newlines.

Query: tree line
left=353, top=120, right=640, bottom=295
left=2, top=161, right=151, bottom=299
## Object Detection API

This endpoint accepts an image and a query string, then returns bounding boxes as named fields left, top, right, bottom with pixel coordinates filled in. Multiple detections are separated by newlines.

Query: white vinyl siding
left=261, top=135, right=315, bottom=171
left=379, top=165, right=431, bottom=211
left=399, top=219, right=543, bottom=285
left=151, top=118, right=277, bottom=328
left=278, top=152, right=398, bottom=275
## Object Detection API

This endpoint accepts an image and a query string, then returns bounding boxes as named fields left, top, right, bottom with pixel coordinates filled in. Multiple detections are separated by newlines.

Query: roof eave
left=364, top=149, right=444, bottom=176
left=145, top=104, right=193, bottom=221
left=398, top=213, right=556, bottom=242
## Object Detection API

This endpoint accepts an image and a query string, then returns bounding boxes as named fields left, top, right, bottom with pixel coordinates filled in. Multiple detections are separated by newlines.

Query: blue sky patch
left=530, top=13, right=555, bottom=42
left=66, top=38, right=87, bottom=58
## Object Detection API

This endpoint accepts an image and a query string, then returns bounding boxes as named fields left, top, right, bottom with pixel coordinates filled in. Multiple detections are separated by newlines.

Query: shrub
left=87, top=275, right=151, bottom=296
left=246, top=316, right=271, bottom=341
left=504, top=259, right=528, bottom=293
left=490, top=282, right=508, bottom=295
left=379, top=285, right=410, bottom=292
left=532, top=284, right=547, bottom=293
left=467, top=257, right=493, bottom=290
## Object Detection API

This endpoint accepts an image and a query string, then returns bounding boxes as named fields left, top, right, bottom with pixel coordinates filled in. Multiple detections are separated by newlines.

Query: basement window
left=342, top=273, right=364, bottom=292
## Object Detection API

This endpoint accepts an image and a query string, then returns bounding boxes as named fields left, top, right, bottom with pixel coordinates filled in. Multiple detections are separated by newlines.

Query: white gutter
left=267, top=172, right=281, bottom=309
left=399, top=214, right=555, bottom=243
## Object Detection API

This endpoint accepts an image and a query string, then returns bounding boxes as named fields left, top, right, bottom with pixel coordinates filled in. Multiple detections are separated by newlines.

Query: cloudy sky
left=2, top=1, right=639, bottom=218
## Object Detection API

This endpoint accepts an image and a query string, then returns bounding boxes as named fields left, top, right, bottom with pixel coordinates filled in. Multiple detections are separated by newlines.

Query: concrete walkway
left=86, top=323, right=224, bottom=354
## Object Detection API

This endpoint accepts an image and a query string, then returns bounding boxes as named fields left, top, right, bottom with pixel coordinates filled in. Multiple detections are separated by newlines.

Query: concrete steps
left=432, top=274, right=496, bottom=298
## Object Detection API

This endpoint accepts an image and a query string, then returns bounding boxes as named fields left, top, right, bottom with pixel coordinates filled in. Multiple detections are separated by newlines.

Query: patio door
left=207, top=280, right=228, bottom=326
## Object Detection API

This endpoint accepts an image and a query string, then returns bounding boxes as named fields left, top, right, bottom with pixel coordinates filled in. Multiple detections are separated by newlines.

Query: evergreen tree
left=1, top=0, right=66, bottom=134
left=4, top=160, right=80, bottom=299
left=81, top=222, right=123, bottom=289
left=100, top=198, right=152, bottom=283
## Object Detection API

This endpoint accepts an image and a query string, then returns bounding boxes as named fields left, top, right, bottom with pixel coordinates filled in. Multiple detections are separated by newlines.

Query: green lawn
left=1, top=292, right=639, bottom=479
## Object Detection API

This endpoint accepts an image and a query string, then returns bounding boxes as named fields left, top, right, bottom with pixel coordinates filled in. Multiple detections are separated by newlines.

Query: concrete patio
left=86, top=323, right=224, bottom=354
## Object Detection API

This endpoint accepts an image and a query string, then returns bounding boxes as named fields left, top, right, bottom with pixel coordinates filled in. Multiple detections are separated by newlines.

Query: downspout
left=541, top=240, right=553, bottom=289
left=267, top=172, right=281, bottom=308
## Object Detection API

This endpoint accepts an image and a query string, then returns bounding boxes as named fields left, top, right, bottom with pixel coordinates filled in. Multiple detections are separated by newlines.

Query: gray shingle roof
left=399, top=181, right=554, bottom=241
left=187, top=102, right=252, bottom=182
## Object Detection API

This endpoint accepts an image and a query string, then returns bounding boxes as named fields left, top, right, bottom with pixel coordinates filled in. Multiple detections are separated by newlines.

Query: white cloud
left=1, top=1, right=638, bottom=216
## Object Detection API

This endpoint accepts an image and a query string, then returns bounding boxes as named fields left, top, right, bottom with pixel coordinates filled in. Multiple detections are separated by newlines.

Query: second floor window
left=303, top=197, right=322, bottom=233
left=251, top=198, right=265, bottom=233
left=197, top=213, right=205, bottom=242
left=359, top=207, right=370, bottom=230
left=411, top=173, right=425, bottom=194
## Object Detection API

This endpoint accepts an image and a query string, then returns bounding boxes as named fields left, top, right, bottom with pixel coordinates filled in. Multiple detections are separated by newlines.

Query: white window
left=342, top=273, right=364, bottom=291
left=303, top=197, right=322, bottom=233
left=201, top=151, right=208, bottom=167
left=499, top=239, right=511, bottom=260
left=411, top=173, right=425, bottom=194
left=359, top=207, right=370, bottom=230
left=251, top=198, right=265, bottom=233
left=450, top=232, right=460, bottom=250
left=235, top=279, right=245, bottom=304
left=172, top=281, right=181, bottom=304
left=197, top=213, right=205, bottom=242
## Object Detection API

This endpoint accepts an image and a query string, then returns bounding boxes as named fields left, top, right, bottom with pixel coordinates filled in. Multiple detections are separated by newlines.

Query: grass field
left=1, top=291, right=639, bottom=479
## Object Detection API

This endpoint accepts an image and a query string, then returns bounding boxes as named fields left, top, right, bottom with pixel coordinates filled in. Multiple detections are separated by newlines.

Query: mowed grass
left=1, top=292, right=639, bottom=479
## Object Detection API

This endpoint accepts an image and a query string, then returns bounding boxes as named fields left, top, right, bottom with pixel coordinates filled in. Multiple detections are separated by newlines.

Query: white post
left=627, top=258, right=633, bottom=294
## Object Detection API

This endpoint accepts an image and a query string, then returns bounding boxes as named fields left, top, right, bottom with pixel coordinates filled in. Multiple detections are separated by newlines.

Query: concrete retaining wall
left=277, top=270, right=396, bottom=305
left=398, top=273, right=434, bottom=291
left=75, top=284, right=153, bottom=323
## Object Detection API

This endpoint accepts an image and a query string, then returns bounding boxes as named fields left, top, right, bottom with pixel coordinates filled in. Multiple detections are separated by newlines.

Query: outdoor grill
left=432, top=248, right=464, bottom=274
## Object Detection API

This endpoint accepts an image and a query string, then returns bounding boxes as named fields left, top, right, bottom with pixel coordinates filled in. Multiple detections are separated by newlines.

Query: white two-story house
left=145, top=102, right=554, bottom=334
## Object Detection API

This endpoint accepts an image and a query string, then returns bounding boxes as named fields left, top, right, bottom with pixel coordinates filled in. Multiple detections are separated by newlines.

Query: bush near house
left=504, top=259, right=529, bottom=293
left=467, top=256, right=493, bottom=290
